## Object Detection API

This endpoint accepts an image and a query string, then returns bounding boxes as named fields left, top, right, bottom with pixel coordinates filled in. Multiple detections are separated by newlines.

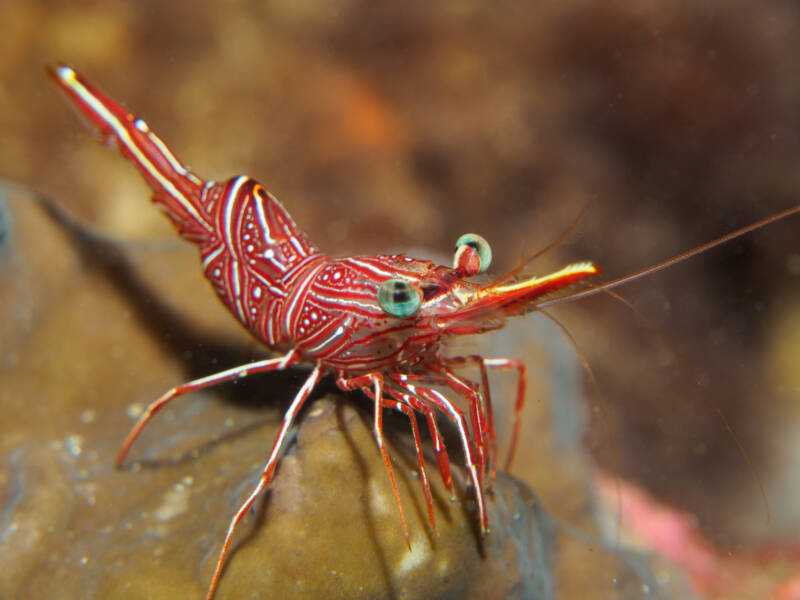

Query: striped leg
left=413, top=396, right=455, bottom=498
left=117, top=350, right=299, bottom=466
left=444, top=356, right=527, bottom=474
left=206, top=362, right=323, bottom=600
left=381, top=384, right=437, bottom=533
left=483, top=358, right=527, bottom=470
left=442, top=356, right=496, bottom=484
left=336, top=373, right=411, bottom=548
left=387, top=382, right=455, bottom=500
left=432, top=365, right=489, bottom=486
left=392, top=374, right=488, bottom=534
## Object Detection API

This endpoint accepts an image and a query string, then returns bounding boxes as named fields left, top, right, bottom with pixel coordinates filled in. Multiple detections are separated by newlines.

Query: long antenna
left=526, top=201, right=593, bottom=264
left=597, top=286, right=771, bottom=523
left=537, top=203, right=800, bottom=309
left=537, top=307, right=623, bottom=547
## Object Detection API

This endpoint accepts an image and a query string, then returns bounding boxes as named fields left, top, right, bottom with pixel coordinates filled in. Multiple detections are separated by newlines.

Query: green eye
left=377, top=278, right=421, bottom=318
left=454, top=233, right=492, bottom=275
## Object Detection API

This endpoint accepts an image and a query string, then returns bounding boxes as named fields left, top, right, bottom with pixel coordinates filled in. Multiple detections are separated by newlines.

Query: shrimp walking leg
left=206, top=363, right=323, bottom=600
left=117, top=350, right=300, bottom=466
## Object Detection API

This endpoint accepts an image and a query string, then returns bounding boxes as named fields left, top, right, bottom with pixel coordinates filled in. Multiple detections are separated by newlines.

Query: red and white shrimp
left=48, top=64, right=601, bottom=599
left=48, top=64, right=799, bottom=599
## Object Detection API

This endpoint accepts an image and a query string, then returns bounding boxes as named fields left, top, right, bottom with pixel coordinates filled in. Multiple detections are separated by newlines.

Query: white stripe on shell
left=202, top=243, right=225, bottom=269
left=254, top=189, right=277, bottom=245
left=250, top=270, right=287, bottom=297
left=347, top=258, right=409, bottom=279
left=305, top=325, right=346, bottom=354
left=223, top=175, right=248, bottom=254
left=283, top=262, right=325, bottom=338
left=56, top=66, right=211, bottom=233
left=314, top=295, right=382, bottom=315
left=289, top=234, right=307, bottom=257
left=228, top=258, right=246, bottom=323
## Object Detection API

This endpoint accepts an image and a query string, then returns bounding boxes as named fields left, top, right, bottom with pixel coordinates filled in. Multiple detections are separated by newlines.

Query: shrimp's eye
left=453, top=233, right=492, bottom=276
left=377, top=278, right=422, bottom=318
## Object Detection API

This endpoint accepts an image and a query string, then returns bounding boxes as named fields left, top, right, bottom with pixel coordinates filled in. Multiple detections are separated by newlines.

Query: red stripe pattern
left=49, top=64, right=599, bottom=600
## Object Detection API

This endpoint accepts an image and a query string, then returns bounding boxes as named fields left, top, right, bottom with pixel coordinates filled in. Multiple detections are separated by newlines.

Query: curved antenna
left=595, top=286, right=771, bottom=524
left=483, top=201, right=593, bottom=290
left=483, top=252, right=527, bottom=290
left=537, top=307, right=623, bottom=549
left=536, top=203, right=800, bottom=309
left=526, top=201, right=593, bottom=264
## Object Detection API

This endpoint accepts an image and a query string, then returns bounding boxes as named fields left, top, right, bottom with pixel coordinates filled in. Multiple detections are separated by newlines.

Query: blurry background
left=2, top=0, right=800, bottom=596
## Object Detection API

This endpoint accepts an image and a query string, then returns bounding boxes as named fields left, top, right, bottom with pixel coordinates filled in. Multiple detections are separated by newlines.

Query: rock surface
left=0, top=183, right=684, bottom=599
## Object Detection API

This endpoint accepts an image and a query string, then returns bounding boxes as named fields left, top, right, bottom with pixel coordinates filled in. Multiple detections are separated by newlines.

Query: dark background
left=3, top=0, right=800, bottom=567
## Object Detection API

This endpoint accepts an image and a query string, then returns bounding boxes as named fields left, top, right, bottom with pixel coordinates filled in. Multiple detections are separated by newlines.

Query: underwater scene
left=2, top=2, right=800, bottom=598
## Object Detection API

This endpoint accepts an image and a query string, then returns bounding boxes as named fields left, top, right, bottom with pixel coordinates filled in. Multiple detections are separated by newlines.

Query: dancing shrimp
left=48, top=64, right=800, bottom=599
left=48, top=64, right=601, bottom=598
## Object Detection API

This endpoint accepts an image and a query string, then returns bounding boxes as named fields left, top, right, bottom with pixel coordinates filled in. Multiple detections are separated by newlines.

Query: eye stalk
left=453, top=233, right=492, bottom=276
left=377, top=278, right=422, bottom=318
